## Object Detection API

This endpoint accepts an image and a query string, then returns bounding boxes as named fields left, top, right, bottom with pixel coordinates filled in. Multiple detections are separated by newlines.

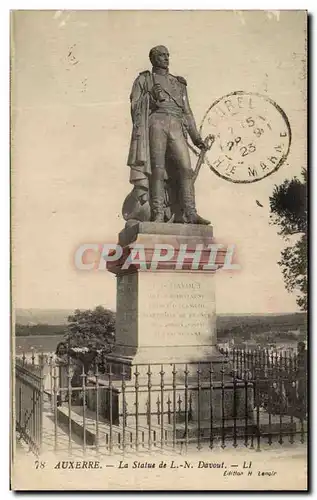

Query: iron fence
left=14, top=346, right=307, bottom=455
left=221, top=346, right=307, bottom=419
left=15, top=355, right=44, bottom=455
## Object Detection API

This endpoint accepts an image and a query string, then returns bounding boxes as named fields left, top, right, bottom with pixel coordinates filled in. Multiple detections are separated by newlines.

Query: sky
left=11, top=10, right=306, bottom=313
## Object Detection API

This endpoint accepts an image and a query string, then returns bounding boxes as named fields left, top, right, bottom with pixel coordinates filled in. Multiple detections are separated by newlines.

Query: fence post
left=297, top=342, right=307, bottom=443
left=232, top=367, right=237, bottom=448
left=297, top=343, right=307, bottom=414
left=49, top=355, right=53, bottom=409
left=160, top=365, right=165, bottom=448
left=255, top=352, right=261, bottom=452
left=197, top=363, right=202, bottom=451
left=221, top=360, right=226, bottom=449
left=134, top=365, right=139, bottom=451
left=93, top=361, right=99, bottom=454
left=82, top=363, right=87, bottom=454
left=67, top=358, right=73, bottom=454
left=209, top=362, right=214, bottom=450
left=147, top=365, right=152, bottom=449
left=172, top=364, right=176, bottom=448
left=184, top=364, right=189, bottom=450
left=38, top=353, right=44, bottom=455
left=121, top=364, right=126, bottom=452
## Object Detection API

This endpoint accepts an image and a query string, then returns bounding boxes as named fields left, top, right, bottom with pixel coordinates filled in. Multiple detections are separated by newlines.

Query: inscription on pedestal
left=139, top=272, right=216, bottom=347
left=115, top=271, right=217, bottom=350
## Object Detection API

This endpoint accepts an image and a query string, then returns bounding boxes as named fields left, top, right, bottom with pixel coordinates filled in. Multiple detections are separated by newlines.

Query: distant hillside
left=15, top=323, right=66, bottom=337
left=13, top=309, right=307, bottom=346
left=15, top=308, right=74, bottom=326
left=15, top=308, right=306, bottom=331
left=15, top=334, right=64, bottom=354
left=217, top=312, right=307, bottom=342
left=217, top=312, right=306, bottom=330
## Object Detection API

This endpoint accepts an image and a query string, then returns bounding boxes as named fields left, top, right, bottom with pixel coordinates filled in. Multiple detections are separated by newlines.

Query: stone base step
left=56, top=405, right=302, bottom=449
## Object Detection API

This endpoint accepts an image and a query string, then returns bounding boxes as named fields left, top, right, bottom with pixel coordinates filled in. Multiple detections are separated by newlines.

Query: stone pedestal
left=107, top=222, right=225, bottom=365
left=99, top=222, right=254, bottom=430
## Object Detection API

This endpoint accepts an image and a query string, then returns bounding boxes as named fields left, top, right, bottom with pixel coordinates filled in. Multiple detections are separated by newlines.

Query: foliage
left=278, top=236, right=307, bottom=311
left=269, top=169, right=307, bottom=311
left=64, top=306, right=116, bottom=350
left=270, top=169, right=307, bottom=236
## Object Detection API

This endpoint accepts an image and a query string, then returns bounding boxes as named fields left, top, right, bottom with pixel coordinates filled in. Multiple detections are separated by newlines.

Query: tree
left=64, top=306, right=116, bottom=350
left=269, top=169, right=307, bottom=311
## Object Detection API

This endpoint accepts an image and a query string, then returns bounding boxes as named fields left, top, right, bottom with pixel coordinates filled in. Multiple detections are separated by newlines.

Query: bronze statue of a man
left=123, top=45, right=210, bottom=225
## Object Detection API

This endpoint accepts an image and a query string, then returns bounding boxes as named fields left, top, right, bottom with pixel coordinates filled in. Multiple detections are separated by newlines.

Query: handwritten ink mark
left=67, top=44, right=79, bottom=66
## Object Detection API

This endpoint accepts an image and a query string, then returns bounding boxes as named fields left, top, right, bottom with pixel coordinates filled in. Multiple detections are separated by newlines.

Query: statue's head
left=149, top=45, right=169, bottom=69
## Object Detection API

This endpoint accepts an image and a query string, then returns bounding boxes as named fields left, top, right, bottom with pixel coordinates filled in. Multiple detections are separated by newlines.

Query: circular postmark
left=200, top=91, right=291, bottom=183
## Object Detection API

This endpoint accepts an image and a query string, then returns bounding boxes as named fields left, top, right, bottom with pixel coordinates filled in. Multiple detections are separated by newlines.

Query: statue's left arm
left=181, top=81, right=204, bottom=148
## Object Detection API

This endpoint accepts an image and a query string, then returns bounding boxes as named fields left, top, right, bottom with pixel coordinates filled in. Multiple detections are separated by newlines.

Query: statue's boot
left=150, top=166, right=165, bottom=223
left=180, top=170, right=211, bottom=225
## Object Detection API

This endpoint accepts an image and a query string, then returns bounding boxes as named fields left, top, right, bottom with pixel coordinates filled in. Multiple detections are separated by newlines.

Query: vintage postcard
left=10, top=10, right=308, bottom=491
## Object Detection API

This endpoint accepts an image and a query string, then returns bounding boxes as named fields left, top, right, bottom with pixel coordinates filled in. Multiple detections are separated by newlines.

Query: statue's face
left=153, top=46, right=169, bottom=69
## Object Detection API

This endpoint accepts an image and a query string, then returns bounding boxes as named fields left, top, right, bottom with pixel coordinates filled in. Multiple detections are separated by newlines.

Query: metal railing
left=15, top=347, right=307, bottom=455
left=222, top=346, right=308, bottom=420
left=15, top=355, right=44, bottom=455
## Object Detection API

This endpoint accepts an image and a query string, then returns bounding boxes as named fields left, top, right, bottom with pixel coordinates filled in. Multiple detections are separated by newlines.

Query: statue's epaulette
left=139, top=70, right=151, bottom=76
left=175, top=75, right=187, bottom=86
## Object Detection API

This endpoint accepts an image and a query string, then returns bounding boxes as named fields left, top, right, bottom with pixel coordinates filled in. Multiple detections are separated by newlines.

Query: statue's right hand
left=153, top=83, right=163, bottom=93
left=152, top=83, right=165, bottom=101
